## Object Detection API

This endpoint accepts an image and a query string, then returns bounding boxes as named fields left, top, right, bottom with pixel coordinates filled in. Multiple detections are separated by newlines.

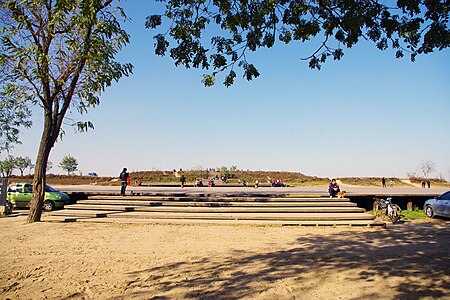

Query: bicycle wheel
left=391, top=213, right=399, bottom=224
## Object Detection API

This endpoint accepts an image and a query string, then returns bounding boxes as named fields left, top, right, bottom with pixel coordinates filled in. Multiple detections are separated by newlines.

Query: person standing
left=120, top=168, right=129, bottom=196
left=254, top=180, right=259, bottom=188
left=180, top=174, right=186, bottom=188
left=381, top=177, right=386, bottom=188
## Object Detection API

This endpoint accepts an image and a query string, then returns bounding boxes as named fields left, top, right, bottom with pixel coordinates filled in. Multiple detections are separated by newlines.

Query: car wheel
left=43, top=200, right=55, bottom=211
left=425, top=206, right=434, bottom=218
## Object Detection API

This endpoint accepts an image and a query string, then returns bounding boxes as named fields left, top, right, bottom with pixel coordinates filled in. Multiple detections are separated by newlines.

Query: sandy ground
left=0, top=215, right=449, bottom=300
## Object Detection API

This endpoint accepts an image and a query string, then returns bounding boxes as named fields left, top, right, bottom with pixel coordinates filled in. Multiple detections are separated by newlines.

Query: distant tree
left=147, top=0, right=449, bottom=86
left=1, top=0, right=132, bottom=223
left=59, top=155, right=79, bottom=175
left=14, top=156, right=33, bottom=176
left=419, top=160, right=437, bottom=178
left=220, top=166, right=229, bottom=174
left=407, top=171, right=417, bottom=178
left=46, top=162, right=53, bottom=172
left=0, top=156, right=16, bottom=177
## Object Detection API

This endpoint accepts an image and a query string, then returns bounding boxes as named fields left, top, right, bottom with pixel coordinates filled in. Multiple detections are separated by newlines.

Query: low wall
left=348, top=195, right=437, bottom=211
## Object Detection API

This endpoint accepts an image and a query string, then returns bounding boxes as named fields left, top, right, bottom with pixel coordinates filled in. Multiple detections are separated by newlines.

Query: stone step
left=48, top=210, right=375, bottom=221
left=88, top=195, right=350, bottom=202
left=65, top=204, right=365, bottom=213
left=49, top=209, right=122, bottom=218
left=77, top=199, right=357, bottom=207
left=42, top=216, right=385, bottom=227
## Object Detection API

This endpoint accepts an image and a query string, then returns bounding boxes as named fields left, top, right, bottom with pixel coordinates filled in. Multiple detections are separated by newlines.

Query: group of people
left=120, top=169, right=435, bottom=199
left=381, top=177, right=395, bottom=188
left=270, top=179, right=286, bottom=187
left=120, top=168, right=340, bottom=197
left=193, top=179, right=216, bottom=187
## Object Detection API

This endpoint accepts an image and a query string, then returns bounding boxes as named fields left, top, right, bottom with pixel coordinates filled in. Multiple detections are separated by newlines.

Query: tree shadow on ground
left=114, top=222, right=450, bottom=299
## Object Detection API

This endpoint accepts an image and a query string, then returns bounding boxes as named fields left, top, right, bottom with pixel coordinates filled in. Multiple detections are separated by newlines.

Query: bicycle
left=373, top=197, right=402, bottom=224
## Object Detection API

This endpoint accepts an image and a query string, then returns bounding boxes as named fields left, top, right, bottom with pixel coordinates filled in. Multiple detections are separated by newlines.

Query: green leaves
left=145, top=15, right=163, bottom=29
left=1, top=0, right=133, bottom=133
left=148, top=0, right=449, bottom=86
left=0, top=85, right=33, bottom=153
left=1, top=1, right=133, bottom=221
left=58, top=154, right=78, bottom=175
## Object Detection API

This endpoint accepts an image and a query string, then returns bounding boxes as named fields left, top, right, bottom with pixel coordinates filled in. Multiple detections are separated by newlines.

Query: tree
left=147, top=0, right=449, bottom=86
left=1, top=0, right=132, bottom=222
left=0, top=156, right=15, bottom=177
left=0, top=93, right=32, bottom=153
left=419, top=160, right=437, bottom=178
left=14, top=156, right=33, bottom=176
left=59, top=155, right=78, bottom=175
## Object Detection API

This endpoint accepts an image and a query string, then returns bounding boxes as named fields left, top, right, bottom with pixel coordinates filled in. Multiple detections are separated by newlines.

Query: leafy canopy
left=0, top=94, right=32, bottom=154
left=14, top=156, right=33, bottom=176
left=59, top=154, right=78, bottom=174
left=0, top=0, right=133, bottom=136
left=0, top=156, right=15, bottom=177
left=1, top=0, right=133, bottom=223
left=146, top=0, right=450, bottom=86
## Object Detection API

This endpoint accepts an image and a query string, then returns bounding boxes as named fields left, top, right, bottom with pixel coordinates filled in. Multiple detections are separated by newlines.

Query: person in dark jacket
left=328, top=179, right=340, bottom=197
left=180, top=174, right=186, bottom=188
left=120, top=168, right=129, bottom=196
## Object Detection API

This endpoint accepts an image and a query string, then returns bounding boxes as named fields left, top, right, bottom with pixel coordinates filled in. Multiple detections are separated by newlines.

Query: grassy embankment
left=8, top=172, right=449, bottom=187
left=8, top=171, right=329, bottom=186
left=338, top=177, right=409, bottom=187
left=339, top=177, right=450, bottom=188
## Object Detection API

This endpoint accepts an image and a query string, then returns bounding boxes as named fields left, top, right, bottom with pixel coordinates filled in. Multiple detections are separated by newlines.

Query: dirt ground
left=0, top=215, right=449, bottom=300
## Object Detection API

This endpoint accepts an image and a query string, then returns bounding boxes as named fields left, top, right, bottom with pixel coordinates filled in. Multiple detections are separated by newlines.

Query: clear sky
left=7, top=1, right=450, bottom=179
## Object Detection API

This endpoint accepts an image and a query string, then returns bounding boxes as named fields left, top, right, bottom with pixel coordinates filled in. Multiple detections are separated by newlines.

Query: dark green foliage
left=147, top=0, right=450, bottom=86
left=1, top=0, right=133, bottom=222
left=0, top=91, right=32, bottom=153
left=59, top=155, right=79, bottom=175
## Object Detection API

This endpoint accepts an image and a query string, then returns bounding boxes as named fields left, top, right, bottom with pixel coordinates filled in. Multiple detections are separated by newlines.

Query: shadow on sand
left=110, top=222, right=449, bottom=299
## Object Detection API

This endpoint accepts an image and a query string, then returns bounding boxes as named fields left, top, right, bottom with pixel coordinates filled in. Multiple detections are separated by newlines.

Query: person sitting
left=328, top=179, right=340, bottom=197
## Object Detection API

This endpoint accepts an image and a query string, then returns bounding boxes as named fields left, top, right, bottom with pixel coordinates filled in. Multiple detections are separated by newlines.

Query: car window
left=8, top=185, right=21, bottom=192
left=24, top=184, right=32, bottom=193
left=45, top=185, right=58, bottom=192
left=440, top=191, right=450, bottom=200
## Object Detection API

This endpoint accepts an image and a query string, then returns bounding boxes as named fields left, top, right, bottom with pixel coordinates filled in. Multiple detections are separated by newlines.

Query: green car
left=7, top=182, right=69, bottom=211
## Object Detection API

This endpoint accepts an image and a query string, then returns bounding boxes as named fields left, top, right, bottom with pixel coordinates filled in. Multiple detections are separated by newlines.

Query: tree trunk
left=27, top=113, right=56, bottom=223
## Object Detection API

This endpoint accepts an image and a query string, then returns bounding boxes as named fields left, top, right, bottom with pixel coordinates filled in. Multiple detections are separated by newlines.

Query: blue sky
left=8, top=1, right=450, bottom=179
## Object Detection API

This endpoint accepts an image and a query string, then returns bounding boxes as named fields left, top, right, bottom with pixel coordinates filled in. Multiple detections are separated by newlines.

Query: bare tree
left=419, top=160, right=437, bottom=179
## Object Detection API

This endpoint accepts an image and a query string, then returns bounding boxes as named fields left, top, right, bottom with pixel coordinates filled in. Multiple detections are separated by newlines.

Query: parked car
left=87, top=172, right=98, bottom=177
left=7, top=182, right=69, bottom=211
left=424, top=190, right=450, bottom=218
